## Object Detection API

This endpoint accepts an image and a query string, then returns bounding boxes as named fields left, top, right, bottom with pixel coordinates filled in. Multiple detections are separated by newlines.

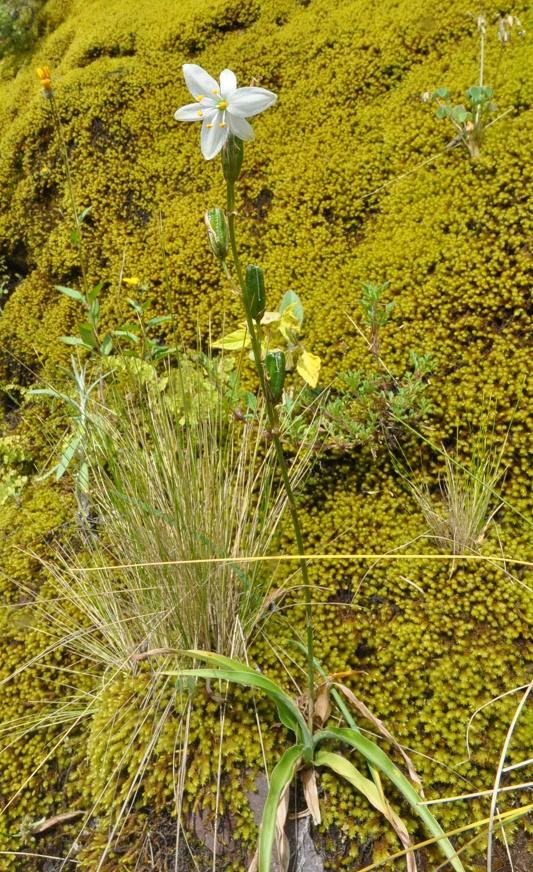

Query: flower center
left=218, top=101, right=228, bottom=110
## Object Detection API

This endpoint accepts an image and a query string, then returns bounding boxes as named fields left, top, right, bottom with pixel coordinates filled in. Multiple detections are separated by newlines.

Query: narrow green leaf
left=126, top=297, right=144, bottom=314
left=112, top=330, right=140, bottom=344
left=70, top=229, right=81, bottom=245
left=100, top=332, right=113, bottom=356
left=56, top=286, right=85, bottom=304
left=78, top=205, right=93, bottom=223
left=315, top=728, right=465, bottom=872
left=147, top=315, right=173, bottom=328
left=259, top=745, right=304, bottom=872
left=170, top=662, right=309, bottom=738
left=88, top=282, right=104, bottom=303
left=60, top=336, right=91, bottom=348
left=55, top=435, right=81, bottom=480
left=90, top=299, right=100, bottom=322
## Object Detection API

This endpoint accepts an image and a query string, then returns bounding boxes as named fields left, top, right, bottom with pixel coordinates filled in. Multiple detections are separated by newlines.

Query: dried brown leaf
left=30, top=810, right=86, bottom=834
left=314, top=682, right=332, bottom=728
left=301, top=768, right=321, bottom=826
left=335, top=682, right=423, bottom=791
left=276, top=782, right=291, bottom=872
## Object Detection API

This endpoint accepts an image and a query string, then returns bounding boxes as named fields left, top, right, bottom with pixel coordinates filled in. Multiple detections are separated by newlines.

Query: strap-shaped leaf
left=169, top=665, right=310, bottom=740
left=259, top=744, right=304, bottom=872
left=315, top=727, right=465, bottom=872
left=315, top=751, right=415, bottom=872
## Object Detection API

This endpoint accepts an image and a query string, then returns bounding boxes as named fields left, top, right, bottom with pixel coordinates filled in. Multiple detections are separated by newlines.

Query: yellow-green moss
left=1, top=0, right=533, bottom=867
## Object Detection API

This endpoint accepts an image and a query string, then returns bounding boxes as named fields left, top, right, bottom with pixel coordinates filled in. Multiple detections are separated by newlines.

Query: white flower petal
left=229, top=87, right=277, bottom=117
left=201, top=118, right=228, bottom=159
left=220, top=68, right=237, bottom=98
left=182, top=63, right=219, bottom=100
left=227, top=113, right=255, bottom=142
left=174, top=102, right=207, bottom=122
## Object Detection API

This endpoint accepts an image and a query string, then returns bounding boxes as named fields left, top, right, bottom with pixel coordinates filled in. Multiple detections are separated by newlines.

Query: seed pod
left=221, top=133, right=244, bottom=182
left=265, top=351, right=286, bottom=404
left=204, top=208, right=229, bottom=261
left=244, top=265, right=266, bottom=321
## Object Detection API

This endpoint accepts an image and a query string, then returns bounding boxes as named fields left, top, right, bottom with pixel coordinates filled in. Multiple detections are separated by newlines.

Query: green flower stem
left=49, top=97, right=91, bottom=312
left=226, top=179, right=316, bottom=730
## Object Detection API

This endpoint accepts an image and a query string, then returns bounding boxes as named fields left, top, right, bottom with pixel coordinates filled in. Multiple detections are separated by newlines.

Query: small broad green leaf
left=279, top=290, right=304, bottom=328
left=56, top=286, right=86, bottom=304
left=211, top=326, right=251, bottom=351
left=259, top=745, right=304, bottom=872
left=452, top=105, right=468, bottom=123
left=70, top=229, right=81, bottom=245
left=466, top=85, right=483, bottom=105
left=78, top=323, right=97, bottom=348
left=245, top=392, right=257, bottom=412
left=435, top=105, right=451, bottom=119
left=432, top=87, right=449, bottom=100
left=78, top=206, right=93, bottom=223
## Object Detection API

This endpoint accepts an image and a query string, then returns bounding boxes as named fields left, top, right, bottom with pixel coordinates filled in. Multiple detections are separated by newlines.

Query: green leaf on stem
left=88, top=282, right=104, bottom=303
left=78, top=323, right=97, bottom=348
left=78, top=206, right=93, bottom=223
left=56, top=286, right=86, bottom=304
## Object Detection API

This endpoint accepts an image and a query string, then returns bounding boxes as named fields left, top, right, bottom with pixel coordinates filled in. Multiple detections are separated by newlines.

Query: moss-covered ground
left=1, top=0, right=533, bottom=868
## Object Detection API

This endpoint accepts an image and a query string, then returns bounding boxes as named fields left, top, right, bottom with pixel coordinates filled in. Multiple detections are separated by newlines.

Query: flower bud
left=204, top=208, right=229, bottom=261
left=244, top=265, right=266, bottom=321
left=265, top=351, right=286, bottom=404
left=221, top=134, right=244, bottom=182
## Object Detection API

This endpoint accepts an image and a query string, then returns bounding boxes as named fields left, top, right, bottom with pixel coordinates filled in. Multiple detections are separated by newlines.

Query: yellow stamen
left=218, top=101, right=228, bottom=109
left=219, top=122, right=226, bottom=128
left=197, top=94, right=204, bottom=101
left=207, top=123, right=214, bottom=129
left=212, top=88, right=219, bottom=94
left=197, top=111, right=204, bottom=117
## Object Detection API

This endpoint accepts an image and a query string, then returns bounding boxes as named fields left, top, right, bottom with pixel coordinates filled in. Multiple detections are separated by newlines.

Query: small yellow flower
left=36, top=66, right=53, bottom=94
left=122, top=276, right=140, bottom=286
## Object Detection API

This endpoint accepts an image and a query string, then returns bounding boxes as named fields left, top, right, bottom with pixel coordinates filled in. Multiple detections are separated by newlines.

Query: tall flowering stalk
left=174, top=65, right=466, bottom=872
left=176, top=64, right=317, bottom=727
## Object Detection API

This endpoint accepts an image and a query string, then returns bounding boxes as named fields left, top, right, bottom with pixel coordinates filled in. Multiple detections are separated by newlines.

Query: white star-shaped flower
left=174, top=64, right=277, bottom=160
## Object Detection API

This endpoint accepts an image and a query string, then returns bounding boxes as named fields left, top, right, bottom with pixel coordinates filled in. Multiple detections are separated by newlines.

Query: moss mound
left=1, top=0, right=533, bottom=868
